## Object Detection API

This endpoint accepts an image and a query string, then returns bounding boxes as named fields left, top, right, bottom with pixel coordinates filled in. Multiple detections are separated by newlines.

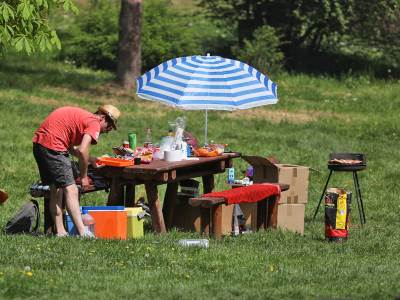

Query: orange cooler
left=81, top=206, right=127, bottom=240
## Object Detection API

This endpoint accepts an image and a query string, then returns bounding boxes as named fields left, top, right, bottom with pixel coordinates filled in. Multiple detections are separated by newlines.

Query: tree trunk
left=117, top=0, right=142, bottom=89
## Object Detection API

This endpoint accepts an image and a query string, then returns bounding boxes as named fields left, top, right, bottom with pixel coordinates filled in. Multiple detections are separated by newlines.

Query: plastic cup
left=134, top=157, right=141, bottom=165
left=128, top=133, right=137, bottom=149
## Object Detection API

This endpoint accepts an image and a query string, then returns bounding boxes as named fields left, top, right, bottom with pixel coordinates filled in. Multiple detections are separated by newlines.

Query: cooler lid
left=82, top=206, right=125, bottom=211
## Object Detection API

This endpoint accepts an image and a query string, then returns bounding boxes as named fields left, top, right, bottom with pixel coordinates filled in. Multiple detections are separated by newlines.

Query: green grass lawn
left=0, top=53, right=399, bottom=299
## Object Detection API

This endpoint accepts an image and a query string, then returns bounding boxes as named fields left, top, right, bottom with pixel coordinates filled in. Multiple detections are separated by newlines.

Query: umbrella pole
left=204, top=109, right=208, bottom=146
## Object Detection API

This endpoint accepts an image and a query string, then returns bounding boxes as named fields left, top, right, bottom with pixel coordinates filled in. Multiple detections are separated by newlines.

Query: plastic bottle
left=180, top=141, right=188, bottom=159
left=81, top=209, right=95, bottom=237
left=227, top=168, right=235, bottom=184
left=178, top=239, right=209, bottom=248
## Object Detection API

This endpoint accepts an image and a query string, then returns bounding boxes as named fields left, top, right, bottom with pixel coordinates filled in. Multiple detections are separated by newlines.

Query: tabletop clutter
left=96, top=117, right=227, bottom=168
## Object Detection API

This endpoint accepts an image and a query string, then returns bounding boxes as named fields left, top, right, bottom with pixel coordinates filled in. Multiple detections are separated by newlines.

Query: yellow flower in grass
left=268, top=265, right=275, bottom=272
left=25, top=271, right=33, bottom=277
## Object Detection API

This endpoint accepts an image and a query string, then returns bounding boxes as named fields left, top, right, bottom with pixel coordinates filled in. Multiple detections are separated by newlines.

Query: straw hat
left=98, top=104, right=121, bottom=129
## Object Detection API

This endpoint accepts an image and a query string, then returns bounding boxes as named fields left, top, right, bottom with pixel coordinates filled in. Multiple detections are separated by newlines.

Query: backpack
left=4, top=199, right=40, bottom=235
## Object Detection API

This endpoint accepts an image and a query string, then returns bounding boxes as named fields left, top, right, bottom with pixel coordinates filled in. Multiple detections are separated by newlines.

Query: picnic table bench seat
left=189, top=183, right=289, bottom=239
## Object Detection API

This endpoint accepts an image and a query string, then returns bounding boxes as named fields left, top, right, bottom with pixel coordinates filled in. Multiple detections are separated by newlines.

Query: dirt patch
left=27, top=95, right=69, bottom=107
left=226, top=108, right=355, bottom=124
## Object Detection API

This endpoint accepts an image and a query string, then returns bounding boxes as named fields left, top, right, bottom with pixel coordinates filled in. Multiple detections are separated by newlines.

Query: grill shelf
left=328, top=153, right=367, bottom=171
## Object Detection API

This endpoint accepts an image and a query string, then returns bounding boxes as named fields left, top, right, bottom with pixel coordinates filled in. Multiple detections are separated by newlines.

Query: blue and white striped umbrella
left=136, top=55, right=278, bottom=143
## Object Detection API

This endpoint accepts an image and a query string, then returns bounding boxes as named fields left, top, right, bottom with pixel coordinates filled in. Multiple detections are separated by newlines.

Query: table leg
left=266, top=196, right=278, bottom=228
left=125, top=184, right=136, bottom=207
left=200, top=207, right=210, bottom=236
left=257, top=200, right=267, bottom=230
left=107, top=178, right=124, bottom=206
left=162, top=182, right=179, bottom=229
left=211, top=205, right=222, bottom=239
left=200, top=175, right=214, bottom=236
left=44, top=196, right=54, bottom=235
left=145, top=183, right=166, bottom=234
left=202, top=175, right=215, bottom=193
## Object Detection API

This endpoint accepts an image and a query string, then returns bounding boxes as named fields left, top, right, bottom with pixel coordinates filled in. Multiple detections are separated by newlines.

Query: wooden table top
left=95, top=152, right=241, bottom=182
left=123, top=152, right=240, bottom=174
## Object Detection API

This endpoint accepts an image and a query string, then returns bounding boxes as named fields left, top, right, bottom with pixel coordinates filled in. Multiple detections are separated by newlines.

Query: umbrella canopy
left=136, top=55, right=278, bottom=143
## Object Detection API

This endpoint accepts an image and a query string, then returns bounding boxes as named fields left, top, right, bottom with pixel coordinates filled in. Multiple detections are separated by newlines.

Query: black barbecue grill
left=328, top=153, right=367, bottom=171
left=313, top=153, right=367, bottom=225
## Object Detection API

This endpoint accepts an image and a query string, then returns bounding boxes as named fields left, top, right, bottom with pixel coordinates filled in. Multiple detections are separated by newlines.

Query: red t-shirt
left=32, top=106, right=101, bottom=152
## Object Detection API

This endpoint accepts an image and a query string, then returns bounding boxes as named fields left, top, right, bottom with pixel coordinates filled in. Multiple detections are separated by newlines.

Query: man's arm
left=69, top=134, right=93, bottom=186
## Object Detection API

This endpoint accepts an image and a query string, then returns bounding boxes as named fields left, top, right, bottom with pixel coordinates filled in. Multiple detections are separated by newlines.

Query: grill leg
left=313, top=170, right=333, bottom=220
left=353, top=171, right=366, bottom=225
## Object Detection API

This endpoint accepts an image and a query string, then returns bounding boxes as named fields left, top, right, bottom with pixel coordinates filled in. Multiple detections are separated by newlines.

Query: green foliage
left=57, top=0, right=232, bottom=72
left=57, top=1, right=119, bottom=70
left=198, top=0, right=353, bottom=52
left=141, top=0, right=229, bottom=70
left=0, top=0, right=78, bottom=54
left=232, top=25, right=284, bottom=75
left=198, top=0, right=400, bottom=78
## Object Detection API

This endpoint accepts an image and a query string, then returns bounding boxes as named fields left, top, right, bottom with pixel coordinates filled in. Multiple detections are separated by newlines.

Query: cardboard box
left=242, top=156, right=310, bottom=204
left=170, top=193, right=234, bottom=235
left=277, top=203, right=305, bottom=235
left=239, top=202, right=305, bottom=235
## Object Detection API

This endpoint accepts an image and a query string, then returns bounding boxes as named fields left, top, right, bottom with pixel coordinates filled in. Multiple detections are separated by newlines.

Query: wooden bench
left=189, top=183, right=289, bottom=239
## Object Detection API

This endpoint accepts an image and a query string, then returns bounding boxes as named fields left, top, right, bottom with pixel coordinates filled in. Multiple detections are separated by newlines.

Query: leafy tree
left=232, top=25, right=284, bottom=75
left=58, top=0, right=229, bottom=72
left=198, top=0, right=400, bottom=76
left=198, top=0, right=352, bottom=53
left=348, top=0, right=400, bottom=65
left=0, top=0, right=78, bottom=54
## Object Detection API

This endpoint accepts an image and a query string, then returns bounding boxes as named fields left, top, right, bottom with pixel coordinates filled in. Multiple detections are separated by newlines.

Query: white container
left=164, top=149, right=182, bottom=162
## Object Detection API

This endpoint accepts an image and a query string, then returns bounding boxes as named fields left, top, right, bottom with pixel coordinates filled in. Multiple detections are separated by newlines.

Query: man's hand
left=80, top=176, right=93, bottom=192
left=89, top=156, right=99, bottom=168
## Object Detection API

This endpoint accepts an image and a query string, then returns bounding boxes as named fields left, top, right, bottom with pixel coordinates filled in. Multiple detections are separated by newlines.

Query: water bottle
left=178, top=239, right=209, bottom=248
left=81, top=209, right=95, bottom=237
left=180, top=141, right=188, bottom=159
left=144, top=128, right=152, bottom=148
left=227, top=168, right=235, bottom=184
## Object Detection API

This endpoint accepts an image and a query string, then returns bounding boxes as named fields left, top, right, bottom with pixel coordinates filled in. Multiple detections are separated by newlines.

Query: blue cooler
left=65, top=207, right=83, bottom=236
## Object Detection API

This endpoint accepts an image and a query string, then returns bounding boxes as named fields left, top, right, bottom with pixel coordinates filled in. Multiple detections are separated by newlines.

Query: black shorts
left=33, top=143, right=75, bottom=188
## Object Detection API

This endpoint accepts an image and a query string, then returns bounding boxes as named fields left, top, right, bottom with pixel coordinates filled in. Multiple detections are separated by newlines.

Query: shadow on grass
left=0, top=52, right=113, bottom=92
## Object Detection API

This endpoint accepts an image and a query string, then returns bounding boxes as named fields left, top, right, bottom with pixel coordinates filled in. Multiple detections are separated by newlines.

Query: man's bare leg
left=64, top=184, right=85, bottom=236
left=50, top=185, right=68, bottom=235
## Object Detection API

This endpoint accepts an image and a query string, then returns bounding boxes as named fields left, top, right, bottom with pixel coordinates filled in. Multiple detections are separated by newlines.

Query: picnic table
left=95, top=152, right=241, bottom=233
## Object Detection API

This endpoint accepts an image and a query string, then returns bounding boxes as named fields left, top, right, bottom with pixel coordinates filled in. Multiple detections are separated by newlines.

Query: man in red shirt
left=32, top=105, right=121, bottom=237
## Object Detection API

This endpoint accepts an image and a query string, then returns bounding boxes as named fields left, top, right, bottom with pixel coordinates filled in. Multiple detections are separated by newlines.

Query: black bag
left=4, top=199, right=40, bottom=234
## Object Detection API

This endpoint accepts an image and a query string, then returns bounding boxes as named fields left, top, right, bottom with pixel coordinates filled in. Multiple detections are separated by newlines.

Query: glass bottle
left=144, top=128, right=152, bottom=148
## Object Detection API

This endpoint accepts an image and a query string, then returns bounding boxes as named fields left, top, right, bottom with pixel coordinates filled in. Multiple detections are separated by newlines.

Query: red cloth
left=33, top=106, right=101, bottom=152
left=202, top=183, right=281, bottom=205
